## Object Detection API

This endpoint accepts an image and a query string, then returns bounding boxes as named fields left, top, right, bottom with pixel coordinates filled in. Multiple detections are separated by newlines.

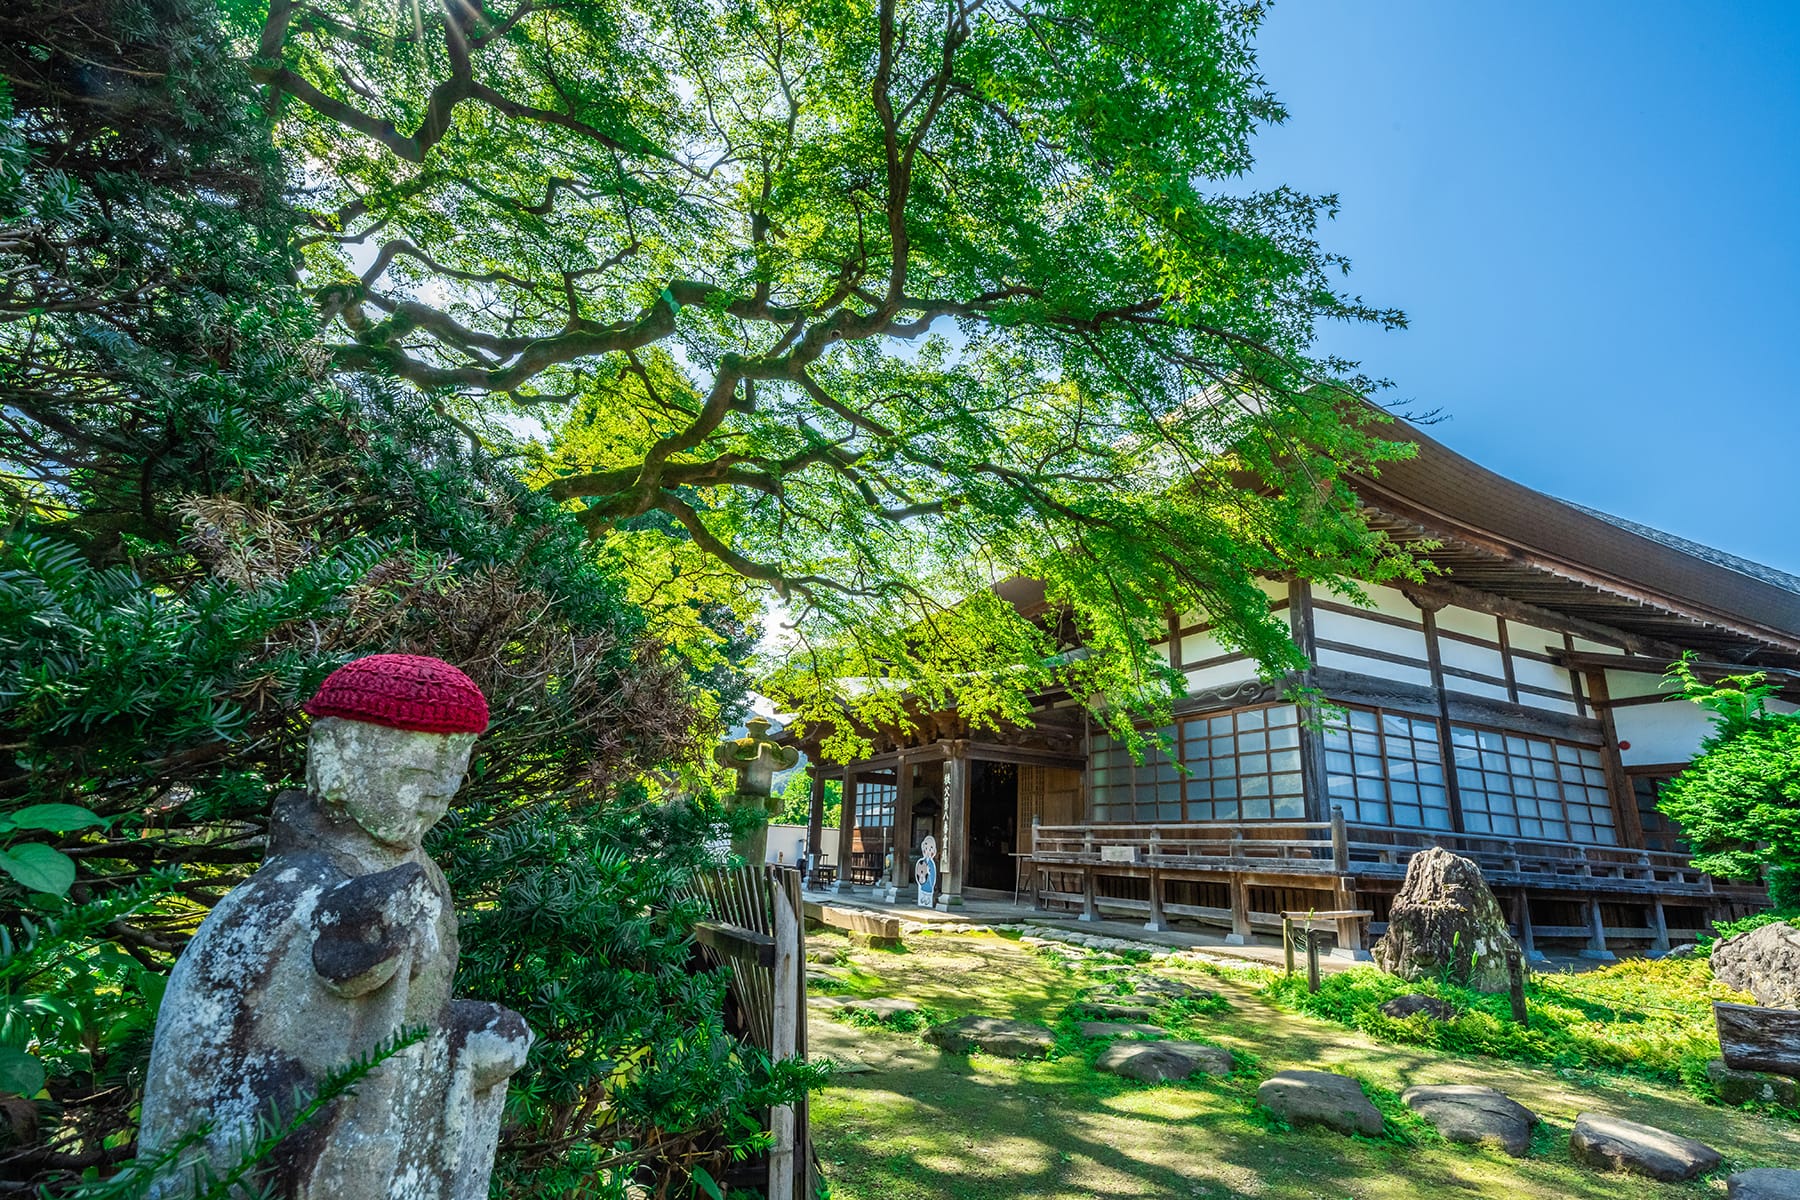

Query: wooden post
left=1079, top=867, right=1100, bottom=922
left=1226, top=873, right=1251, bottom=945
left=767, top=867, right=802, bottom=1199
left=804, top=769, right=827, bottom=889
left=1581, top=896, right=1615, bottom=961
left=1514, top=888, right=1542, bottom=962
left=890, top=754, right=914, bottom=895
left=831, top=770, right=859, bottom=894
left=937, top=750, right=968, bottom=909
left=1145, top=869, right=1167, bottom=933
left=1283, top=915, right=1295, bottom=975
left=1330, top=805, right=1349, bottom=873
left=1333, top=879, right=1366, bottom=956
left=1031, top=815, right=1045, bottom=911
left=1649, top=895, right=1671, bottom=954
left=1506, top=950, right=1528, bottom=1027
left=1305, top=929, right=1323, bottom=993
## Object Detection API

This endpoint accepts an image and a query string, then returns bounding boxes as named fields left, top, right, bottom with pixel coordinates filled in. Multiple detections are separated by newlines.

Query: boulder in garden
left=1372, top=847, right=1521, bottom=993
left=925, top=1015, right=1054, bottom=1058
left=1711, top=922, right=1800, bottom=1009
left=1401, top=1084, right=1536, bottom=1157
left=1569, top=1112, right=1720, bottom=1181
left=1257, top=1070, right=1384, bottom=1137
left=1380, top=993, right=1456, bottom=1022
left=1730, top=1168, right=1800, bottom=1200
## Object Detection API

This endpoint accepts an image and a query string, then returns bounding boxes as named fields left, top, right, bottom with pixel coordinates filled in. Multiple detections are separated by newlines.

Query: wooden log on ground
left=1715, top=1002, right=1800, bottom=1077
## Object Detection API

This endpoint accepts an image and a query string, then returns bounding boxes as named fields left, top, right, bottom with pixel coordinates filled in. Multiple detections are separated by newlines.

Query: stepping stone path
left=1401, top=1084, right=1537, bottom=1157
left=1079, top=1021, right=1165, bottom=1039
left=1730, top=1169, right=1800, bottom=1199
left=1380, top=994, right=1456, bottom=1022
left=1258, top=1070, right=1384, bottom=1137
left=1095, top=1040, right=1232, bottom=1083
left=1569, top=1113, right=1721, bottom=1181
left=926, top=1015, right=1055, bottom=1058
left=1709, top=1058, right=1800, bottom=1107
left=807, top=947, right=842, bottom=964
left=1131, top=977, right=1218, bottom=1001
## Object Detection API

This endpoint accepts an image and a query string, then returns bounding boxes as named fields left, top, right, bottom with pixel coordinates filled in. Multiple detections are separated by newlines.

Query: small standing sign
left=915, top=834, right=938, bottom=907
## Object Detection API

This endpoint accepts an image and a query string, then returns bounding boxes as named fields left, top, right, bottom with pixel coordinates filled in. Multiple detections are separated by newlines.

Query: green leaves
left=0, top=1046, right=45, bottom=1097
left=0, top=804, right=104, bottom=834
left=0, top=843, right=77, bottom=897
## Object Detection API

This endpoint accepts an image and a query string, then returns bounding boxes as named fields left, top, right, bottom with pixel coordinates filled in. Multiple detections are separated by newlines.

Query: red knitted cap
left=304, top=654, right=489, bottom=735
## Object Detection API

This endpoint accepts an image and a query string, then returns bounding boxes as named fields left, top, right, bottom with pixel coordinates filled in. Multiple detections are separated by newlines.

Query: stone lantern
left=714, top=715, right=799, bottom=863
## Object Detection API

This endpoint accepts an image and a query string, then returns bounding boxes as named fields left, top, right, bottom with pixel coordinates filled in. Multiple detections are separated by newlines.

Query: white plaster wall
left=1314, top=608, right=1429, bottom=661
left=1181, top=628, right=1226, bottom=663
left=765, top=823, right=838, bottom=865
left=1316, top=646, right=1432, bottom=688
left=1184, top=660, right=1259, bottom=691
left=1440, top=640, right=1506, bottom=678
left=1614, top=702, right=1716, bottom=766
left=1507, top=622, right=1565, bottom=656
left=1511, top=655, right=1575, bottom=696
left=1435, top=605, right=1499, bottom=642
left=1361, top=582, right=1422, bottom=620
left=1605, top=668, right=1671, bottom=700
left=1444, top=677, right=1512, bottom=703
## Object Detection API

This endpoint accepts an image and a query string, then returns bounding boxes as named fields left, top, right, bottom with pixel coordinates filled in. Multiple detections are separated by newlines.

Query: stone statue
left=140, top=654, right=533, bottom=1199
left=713, top=715, right=799, bottom=863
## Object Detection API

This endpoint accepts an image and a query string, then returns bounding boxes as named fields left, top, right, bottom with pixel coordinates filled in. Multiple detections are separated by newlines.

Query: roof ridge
left=1560, top=501, right=1800, bottom=598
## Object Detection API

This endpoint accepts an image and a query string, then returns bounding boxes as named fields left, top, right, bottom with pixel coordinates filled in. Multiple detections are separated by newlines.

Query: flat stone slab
left=1569, top=1112, right=1721, bottom=1181
left=1076, top=1000, right=1161, bottom=1021
left=1709, top=1058, right=1800, bottom=1107
left=1131, top=977, right=1217, bottom=1001
left=1258, top=1070, right=1384, bottom=1137
left=1381, top=994, right=1457, bottom=1022
left=1730, top=1168, right=1800, bottom=1199
left=1095, top=1040, right=1230, bottom=1082
left=1401, top=1084, right=1536, bottom=1157
left=925, top=1015, right=1055, bottom=1059
left=838, top=997, right=920, bottom=1021
left=1079, top=1021, right=1166, bottom=1039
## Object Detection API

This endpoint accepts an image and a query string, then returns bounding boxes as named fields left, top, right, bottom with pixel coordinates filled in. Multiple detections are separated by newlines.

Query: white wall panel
left=1507, top=622, right=1564, bottom=656
left=1180, top=629, right=1226, bottom=664
left=1362, top=582, right=1422, bottom=621
left=1440, top=640, right=1506, bottom=678
left=1615, top=702, right=1714, bottom=766
left=1571, top=635, right=1625, bottom=653
left=1316, top=646, right=1432, bottom=688
left=1314, top=608, right=1429, bottom=661
left=1444, top=677, right=1512, bottom=703
left=1434, top=606, right=1499, bottom=642
left=1511, top=655, right=1574, bottom=695
left=1183, top=660, right=1258, bottom=692
left=1604, top=668, right=1671, bottom=700
left=1515, top=693, right=1579, bottom=715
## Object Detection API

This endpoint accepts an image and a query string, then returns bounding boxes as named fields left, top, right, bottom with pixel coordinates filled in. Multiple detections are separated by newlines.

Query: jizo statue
left=139, top=654, right=533, bottom=1199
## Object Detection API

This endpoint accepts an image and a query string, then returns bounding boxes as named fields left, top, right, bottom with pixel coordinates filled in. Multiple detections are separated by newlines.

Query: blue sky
left=1242, top=1, right=1800, bottom=572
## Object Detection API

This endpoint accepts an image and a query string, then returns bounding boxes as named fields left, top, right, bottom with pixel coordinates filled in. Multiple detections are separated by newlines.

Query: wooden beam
left=1398, top=576, right=1681, bottom=660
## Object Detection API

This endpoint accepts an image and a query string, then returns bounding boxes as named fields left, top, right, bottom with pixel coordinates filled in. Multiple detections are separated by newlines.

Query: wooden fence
left=683, top=863, right=812, bottom=1200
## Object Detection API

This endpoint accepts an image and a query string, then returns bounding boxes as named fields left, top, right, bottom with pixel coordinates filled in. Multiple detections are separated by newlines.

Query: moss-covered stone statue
left=714, top=716, right=799, bottom=862
left=139, top=654, right=533, bottom=1198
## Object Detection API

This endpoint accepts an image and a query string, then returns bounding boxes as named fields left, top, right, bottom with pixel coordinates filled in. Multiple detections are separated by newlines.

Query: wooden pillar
left=1419, top=607, right=1467, bottom=834
left=1585, top=670, right=1647, bottom=849
left=1031, top=816, right=1046, bottom=911
left=1581, top=896, right=1616, bottom=961
left=1333, top=876, right=1366, bottom=957
left=936, top=749, right=968, bottom=909
left=890, top=755, right=915, bottom=894
left=1649, top=896, right=1671, bottom=954
left=1079, top=867, right=1099, bottom=921
left=1226, top=873, right=1251, bottom=945
left=1145, top=869, right=1167, bottom=933
left=804, top=768, right=827, bottom=889
left=1514, top=888, right=1544, bottom=962
left=1289, top=580, right=1331, bottom=825
left=831, top=770, right=859, bottom=893
left=767, top=866, right=801, bottom=1199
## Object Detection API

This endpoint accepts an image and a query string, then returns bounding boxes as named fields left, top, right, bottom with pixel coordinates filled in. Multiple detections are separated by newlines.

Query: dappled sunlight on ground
left=807, top=930, right=1800, bottom=1200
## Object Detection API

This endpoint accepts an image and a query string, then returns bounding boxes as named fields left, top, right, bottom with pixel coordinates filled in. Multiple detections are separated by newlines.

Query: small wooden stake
left=1507, top=951, right=1528, bottom=1027
left=1283, top=915, right=1295, bottom=976
left=1306, top=930, right=1323, bottom=994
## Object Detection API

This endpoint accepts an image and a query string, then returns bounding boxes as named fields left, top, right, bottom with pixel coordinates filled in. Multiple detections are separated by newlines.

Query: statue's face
left=306, top=717, right=476, bottom=848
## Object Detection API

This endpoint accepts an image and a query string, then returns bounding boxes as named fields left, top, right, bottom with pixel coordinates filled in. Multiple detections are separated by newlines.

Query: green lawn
left=806, top=930, right=1800, bottom=1200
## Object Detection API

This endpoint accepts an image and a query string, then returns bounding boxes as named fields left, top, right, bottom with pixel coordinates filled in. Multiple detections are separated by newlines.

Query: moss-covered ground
left=806, top=930, right=1800, bottom=1200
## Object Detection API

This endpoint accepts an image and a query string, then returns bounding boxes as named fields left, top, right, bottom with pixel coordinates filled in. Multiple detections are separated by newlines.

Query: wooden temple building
left=789, top=420, right=1800, bottom=957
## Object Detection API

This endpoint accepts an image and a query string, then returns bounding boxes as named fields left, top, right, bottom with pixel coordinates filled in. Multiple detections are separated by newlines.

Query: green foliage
left=1658, top=655, right=1800, bottom=882
left=776, top=770, right=842, bottom=828
left=1261, top=959, right=1743, bottom=1098
left=256, top=0, right=1425, bottom=757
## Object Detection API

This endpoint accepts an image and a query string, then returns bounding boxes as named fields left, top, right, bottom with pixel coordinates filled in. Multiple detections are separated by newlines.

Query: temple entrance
left=965, top=760, right=1020, bottom=891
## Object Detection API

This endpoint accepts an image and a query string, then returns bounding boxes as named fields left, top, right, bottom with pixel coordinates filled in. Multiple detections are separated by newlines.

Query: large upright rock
left=1373, top=847, right=1521, bottom=993
left=1711, top=921, right=1800, bottom=1008
left=140, top=656, right=532, bottom=1200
